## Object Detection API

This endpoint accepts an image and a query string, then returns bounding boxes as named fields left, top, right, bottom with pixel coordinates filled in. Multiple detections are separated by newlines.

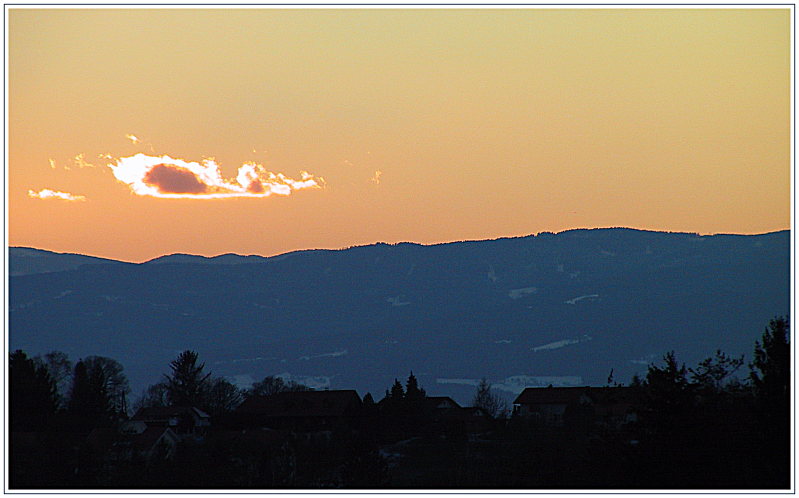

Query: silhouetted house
left=513, top=387, right=592, bottom=426
left=86, top=425, right=179, bottom=464
left=130, top=406, right=211, bottom=436
left=235, top=390, right=363, bottom=432
left=439, top=406, right=493, bottom=433
left=412, top=397, right=494, bottom=433
left=513, top=386, right=638, bottom=429
left=424, top=396, right=461, bottom=411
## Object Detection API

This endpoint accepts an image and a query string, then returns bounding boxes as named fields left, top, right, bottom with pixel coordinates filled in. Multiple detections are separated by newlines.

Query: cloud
left=48, top=158, right=56, bottom=169
left=370, top=170, right=382, bottom=185
left=108, top=153, right=324, bottom=199
left=143, top=163, right=209, bottom=194
left=28, top=189, right=86, bottom=202
left=125, top=134, right=140, bottom=144
left=73, top=153, right=96, bottom=169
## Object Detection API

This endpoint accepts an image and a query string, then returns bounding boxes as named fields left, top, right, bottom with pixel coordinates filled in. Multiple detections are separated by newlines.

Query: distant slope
left=9, top=229, right=790, bottom=405
left=144, top=253, right=271, bottom=265
left=9, top=247, right=125, bottom=276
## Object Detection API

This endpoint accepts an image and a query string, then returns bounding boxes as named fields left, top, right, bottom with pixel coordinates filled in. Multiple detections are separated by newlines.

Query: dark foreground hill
left=9, top=228, right=789, bottom=403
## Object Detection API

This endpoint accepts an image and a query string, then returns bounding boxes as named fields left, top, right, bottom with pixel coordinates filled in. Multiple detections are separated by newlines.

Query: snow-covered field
left=531, top=335, right=592, bottom=352
left=564, top=294, right=599, bottom=305
left=387, top=296, right=410, bottom=306
left=298, top=350, right=348, bottom=361
left=508, top=286, right=537, bottom=299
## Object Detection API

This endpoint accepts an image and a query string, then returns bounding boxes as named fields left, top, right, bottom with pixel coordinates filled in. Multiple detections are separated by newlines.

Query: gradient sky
left=8, top=8, right=791, bottom=262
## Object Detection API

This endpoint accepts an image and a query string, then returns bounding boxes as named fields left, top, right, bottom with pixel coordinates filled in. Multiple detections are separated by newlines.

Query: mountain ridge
left=10, top=228, right=789, bottom=405
left=10, top=226, right=789, bottom=270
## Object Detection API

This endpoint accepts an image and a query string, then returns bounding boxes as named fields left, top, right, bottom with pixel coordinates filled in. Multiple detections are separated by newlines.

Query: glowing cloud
left=370, top=170, right=382, bottom=185
left=125, top=134, right=140, bottom=144
left=28, top=189, right=86, bottom=202
left=108, top=153, right=323, bottom=199
left=48, top=158, right=56, bottom=169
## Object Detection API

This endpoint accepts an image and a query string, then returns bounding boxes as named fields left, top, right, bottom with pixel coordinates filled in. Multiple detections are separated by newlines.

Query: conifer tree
left=68, top=360, right=113, bottom=429
left=389, top=378, right=405, bottom=400
left=750, top=316, right=789, bottom=405
left=165, top=350, right=212, bottom=407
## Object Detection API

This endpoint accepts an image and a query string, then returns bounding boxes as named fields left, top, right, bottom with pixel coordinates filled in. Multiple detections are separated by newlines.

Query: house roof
left=131, top=426, right=175, bottom=452
left=514, top=386, right=638, bottom=407
left=438, top=406, right=491, bottom=421
left=513, top=387, right=592, bottom=405
left=424, top=396, right=461, bottom=409
left=236, top=390, right=362, bottom=418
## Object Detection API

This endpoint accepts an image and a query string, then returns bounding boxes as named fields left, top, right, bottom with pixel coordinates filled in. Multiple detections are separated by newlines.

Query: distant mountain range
left=9, top=228, right=790, bottom=405
left=9, top=247, right=124, bottom=277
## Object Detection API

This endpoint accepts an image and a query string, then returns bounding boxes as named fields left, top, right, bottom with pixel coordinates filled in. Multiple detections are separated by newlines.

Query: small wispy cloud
left=73, top=153, right=96, bottom=169
left=125, top=134, right=140, bottom=144
left=28, top=189, right=86, bottom=202
left=48, top=158, right=56, bottom=169
left=370, top=170, right=382, bottom=185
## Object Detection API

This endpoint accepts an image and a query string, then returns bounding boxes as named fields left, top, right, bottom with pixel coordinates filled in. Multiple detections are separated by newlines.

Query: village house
left=234, top=389, right=363, bottom=432
left=512, top=386, right=637, bottom=428
left=513, top=387, right=593, bottom=426
left=130, top=406, right=211, bottom=437
left=421, top=396, right=493, bottom=433
left=424, top=396, right=461, bottom=411
left=85, top=424, right=180, bottom=465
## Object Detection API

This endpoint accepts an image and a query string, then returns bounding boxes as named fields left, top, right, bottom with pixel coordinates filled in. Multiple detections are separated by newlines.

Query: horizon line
left=8, top=225, right=790, bottom=265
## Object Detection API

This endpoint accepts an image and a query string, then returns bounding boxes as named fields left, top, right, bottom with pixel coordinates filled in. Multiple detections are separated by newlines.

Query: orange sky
left=8, top=8, right=791, bottom=263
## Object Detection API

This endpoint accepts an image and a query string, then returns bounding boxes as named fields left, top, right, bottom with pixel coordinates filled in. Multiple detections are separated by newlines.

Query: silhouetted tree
left=9, top=350, right=58, bottom=431
left=690, top=350, right=744, bottom=394
left=249, top=375, right=312, bottom=398
left=405, top=372, right=425, bottom=400
left=135, top=381, right=169, bottom=410
left=404, top=371, right=427, bottom=414
left=68, top=360, right=113, bottom=430
left=750, top=316, right=789, bottom=404
left=472, top=378, right=507, bottom=419
left=82, top=356, right=130, bottom=416
left=165, top=350, right=212, bottom=407
left=34, top=351, right=72, bottom=410
left=644, top=351, right=690, bottom=408
left=205, top=377, right=244, bottom=416
left=641, top=353, right=693, bottom=435
left=749, top=316, right=790, bottom=488
left=389, top=378, right=404, bottom=400
left=380, top=378, right=406, bottom=417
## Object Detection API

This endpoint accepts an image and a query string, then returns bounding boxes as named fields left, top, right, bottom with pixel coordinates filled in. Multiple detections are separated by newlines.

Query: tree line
left=8, top=316, right=790, bottom=489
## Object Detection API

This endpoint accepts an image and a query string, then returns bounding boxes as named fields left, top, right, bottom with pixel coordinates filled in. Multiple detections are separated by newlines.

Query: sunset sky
left=8, top=8, right=791, bottom=263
